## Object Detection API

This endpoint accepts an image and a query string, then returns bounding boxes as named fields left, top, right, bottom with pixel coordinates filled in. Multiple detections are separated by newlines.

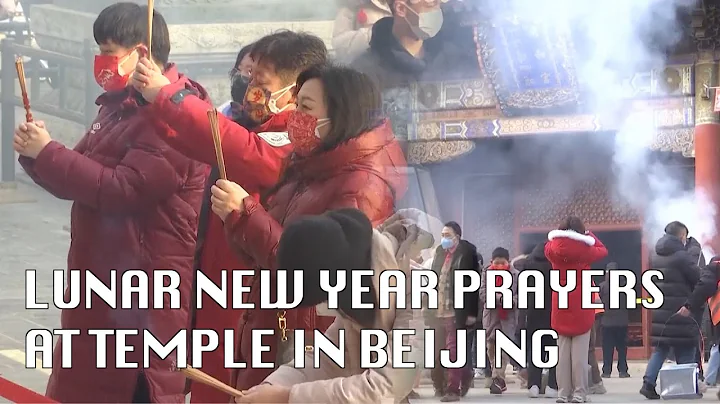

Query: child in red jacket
left=545, top=216, right=608, bottom=403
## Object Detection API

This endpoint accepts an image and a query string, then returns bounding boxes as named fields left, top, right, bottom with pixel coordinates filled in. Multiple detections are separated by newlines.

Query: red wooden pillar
left=695, top=121, right=720, bottom=253
left=695, top=59, right=720, bottom=253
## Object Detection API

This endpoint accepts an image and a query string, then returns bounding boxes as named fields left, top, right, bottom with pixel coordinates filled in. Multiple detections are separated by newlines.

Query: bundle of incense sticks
left=15, top=57, right=32, bottom=122
left=207, top=109, right=227, bottom=179
left=177, top=366, right=244, bottom=398
left=147, top=0, right=154, bottom=56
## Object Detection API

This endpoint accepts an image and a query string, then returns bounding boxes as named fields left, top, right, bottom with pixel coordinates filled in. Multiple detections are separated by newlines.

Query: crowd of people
left=7, top=0, right=720, bottom=403
left=415, top=218, right=720, bottom=403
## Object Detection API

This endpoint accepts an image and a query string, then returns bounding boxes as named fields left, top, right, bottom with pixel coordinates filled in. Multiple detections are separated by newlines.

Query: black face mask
left=230, top=74, right=250, bottom=103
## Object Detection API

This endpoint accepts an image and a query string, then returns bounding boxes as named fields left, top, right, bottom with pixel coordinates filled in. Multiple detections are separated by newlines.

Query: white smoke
left=490, top=0, right=714, bottom=253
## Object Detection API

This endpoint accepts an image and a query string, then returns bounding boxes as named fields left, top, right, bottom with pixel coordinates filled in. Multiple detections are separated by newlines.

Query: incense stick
left=207, top=109, right=227, bottom=179
left=177, top=366, right=244, bottom=398
left=147, top=0, right=154, bottom=57
left=14, top=57, right=32, bottom=122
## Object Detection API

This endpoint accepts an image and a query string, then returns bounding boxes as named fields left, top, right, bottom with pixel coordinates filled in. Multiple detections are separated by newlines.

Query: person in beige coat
left=237, top=208, right=433, bottom=404
left=332, top=0, right=392, bottom=63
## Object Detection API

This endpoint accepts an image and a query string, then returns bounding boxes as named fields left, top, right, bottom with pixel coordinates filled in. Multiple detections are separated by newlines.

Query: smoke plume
left=488, top=0, right=714, bottom=252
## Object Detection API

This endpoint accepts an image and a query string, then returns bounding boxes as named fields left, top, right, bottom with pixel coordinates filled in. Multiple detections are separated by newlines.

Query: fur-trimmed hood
left=548, top=229, right=596, bottom=246
left=546, top=229, right=599, bottom=263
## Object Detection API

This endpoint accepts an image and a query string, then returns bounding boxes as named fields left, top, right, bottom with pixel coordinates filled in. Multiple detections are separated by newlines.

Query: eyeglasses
left=229, top=67, right=251, bottom=79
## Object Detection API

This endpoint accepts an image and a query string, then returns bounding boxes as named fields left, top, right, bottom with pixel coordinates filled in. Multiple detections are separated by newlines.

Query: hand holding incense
left=207, top=109, right=227, bottom=179
left=176, top=365, right=244, bottom=398
left=147, top=0, right=154, bottom=57
left=15, top=57, right=32, bottom=122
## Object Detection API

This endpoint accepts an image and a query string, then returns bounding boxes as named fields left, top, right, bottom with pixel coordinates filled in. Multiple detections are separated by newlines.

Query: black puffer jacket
left=650, top=234, right=702, bottom=345
left=351, top=15, right=480, bottom=140
left=686, top=237, right=706, bottom=268
left=523, top=242, right=553, bottom=330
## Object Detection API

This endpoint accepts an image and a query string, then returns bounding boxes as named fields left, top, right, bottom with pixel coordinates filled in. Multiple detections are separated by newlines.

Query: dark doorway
left=519, top=229, right=643, bottom=347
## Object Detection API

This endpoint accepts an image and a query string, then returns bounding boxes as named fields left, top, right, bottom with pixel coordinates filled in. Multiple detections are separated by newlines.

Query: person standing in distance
left=545, top=216, right=608, bottom=403
left=427, top=221, right=480, bottom=401
left=640, top=222, right=702, bottom=399
left=599, top=262, right=631, bottom=379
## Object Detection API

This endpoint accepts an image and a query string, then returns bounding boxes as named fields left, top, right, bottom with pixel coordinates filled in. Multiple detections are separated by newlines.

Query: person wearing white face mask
left=351, top=0, right=480, bottom=139
left=131, top=31, right=329, bottom=404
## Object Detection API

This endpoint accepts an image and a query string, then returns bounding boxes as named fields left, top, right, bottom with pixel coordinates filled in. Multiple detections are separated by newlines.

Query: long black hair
left=261, top=63, right=384, bottom=205
left=558, top=215, right=586, bottom=234
left=296, top=63, right=384, bottom=152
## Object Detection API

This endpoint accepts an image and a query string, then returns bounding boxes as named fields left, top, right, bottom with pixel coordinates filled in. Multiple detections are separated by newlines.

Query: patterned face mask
left=242, top=83, right=295, bottom=124
left=287, top=110, right=330, bottom=157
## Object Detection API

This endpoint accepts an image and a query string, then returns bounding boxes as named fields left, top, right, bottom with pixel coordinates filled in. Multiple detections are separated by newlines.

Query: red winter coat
left=144, top=81, right=298, bottom=403
left=545, top=230, right=608, bottom=337
left=224, top=120, right=407, bottom=390
left=18, top=65, right=208, bottom=403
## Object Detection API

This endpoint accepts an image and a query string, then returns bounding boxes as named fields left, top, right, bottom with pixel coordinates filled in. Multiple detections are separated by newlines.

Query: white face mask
left=267, top=83, right=295, bottom=114
left=405, top=6, right=443, bottom=40
left=314, top=118, right=330, bottom=138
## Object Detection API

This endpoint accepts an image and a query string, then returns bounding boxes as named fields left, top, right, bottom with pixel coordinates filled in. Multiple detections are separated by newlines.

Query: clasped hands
left=13, top=120, right=52, bottom=159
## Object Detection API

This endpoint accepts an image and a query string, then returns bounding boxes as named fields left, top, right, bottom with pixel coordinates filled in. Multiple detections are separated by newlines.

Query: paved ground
left=0, top=169, right=68, bottom=399
left=0, top=174, right=716, bottom=403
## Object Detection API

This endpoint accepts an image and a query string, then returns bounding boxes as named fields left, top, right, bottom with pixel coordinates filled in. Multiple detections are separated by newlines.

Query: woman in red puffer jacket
left=545, top=216, right=608, bottom=403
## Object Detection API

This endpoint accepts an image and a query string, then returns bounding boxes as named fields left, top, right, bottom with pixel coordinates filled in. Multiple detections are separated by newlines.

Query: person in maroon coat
left=13, top=3, right=207, bottom=403
left=209, top=63, right=408, bottom=399
left=130, top=31, right=331, bottom=403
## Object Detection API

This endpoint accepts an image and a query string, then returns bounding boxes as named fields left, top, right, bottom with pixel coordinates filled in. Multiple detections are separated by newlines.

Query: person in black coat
left=523, top=242, right=559, bottom=398
left=351, top=1, right=479, bottom=141
left=686, top=245, right=707, bottom=380
left=599, top=262, right=630, bottom=378
left=427, top=221, right=480, bottom=400
left=665, top=221, right=707, bottom=379
left=679, top=256, right=720, bottom=395
left=681, top=256, right=720, bottom=321
left=640, top=227, right=702, bottom=399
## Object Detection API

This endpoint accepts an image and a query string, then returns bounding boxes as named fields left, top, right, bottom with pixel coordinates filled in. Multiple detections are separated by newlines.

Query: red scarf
left=490, top=264, right=511, bottom=320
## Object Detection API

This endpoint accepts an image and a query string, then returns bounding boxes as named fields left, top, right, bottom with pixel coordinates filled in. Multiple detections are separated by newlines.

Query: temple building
left=394, top=0, right=720, bottom=359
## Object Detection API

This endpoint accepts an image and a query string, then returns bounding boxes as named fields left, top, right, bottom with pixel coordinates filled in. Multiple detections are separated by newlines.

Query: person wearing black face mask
left=239, top=208, right=432, bottom=404
left=218, top=43, right=254, bottom=117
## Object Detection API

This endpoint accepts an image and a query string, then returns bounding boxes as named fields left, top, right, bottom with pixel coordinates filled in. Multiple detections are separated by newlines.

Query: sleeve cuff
left=18, top=155, right=35, bottom=168
left=33, top=141, right=65, bottom=176
left=224, top=196, right=260, bottom=238
left=151, top=81, right=187, bottom=110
